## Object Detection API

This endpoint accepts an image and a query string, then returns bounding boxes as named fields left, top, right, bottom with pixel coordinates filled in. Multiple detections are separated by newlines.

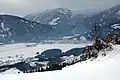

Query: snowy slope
left=0, top=45, right=120, bottom=80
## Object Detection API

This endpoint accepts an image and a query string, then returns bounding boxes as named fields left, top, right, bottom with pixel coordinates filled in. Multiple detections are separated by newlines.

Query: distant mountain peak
left=52, top=8, right=71, bottom=14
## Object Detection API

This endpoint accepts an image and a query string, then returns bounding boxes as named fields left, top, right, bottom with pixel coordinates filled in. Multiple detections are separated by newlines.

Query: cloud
left=0, top=0, right=120, bottom=16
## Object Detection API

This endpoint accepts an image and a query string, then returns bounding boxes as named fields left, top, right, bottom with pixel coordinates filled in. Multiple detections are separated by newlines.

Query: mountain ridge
left=0, top=14, right=54, bottom=43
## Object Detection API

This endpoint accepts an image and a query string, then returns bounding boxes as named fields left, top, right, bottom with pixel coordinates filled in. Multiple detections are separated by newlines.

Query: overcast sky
left=0, top=0, right=120, bottom=16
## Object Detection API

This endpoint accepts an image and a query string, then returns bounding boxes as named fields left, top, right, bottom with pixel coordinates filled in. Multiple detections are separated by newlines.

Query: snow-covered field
left=0, top=43, right=92, bottom=58
left=0, top=45, right=120, bottom=80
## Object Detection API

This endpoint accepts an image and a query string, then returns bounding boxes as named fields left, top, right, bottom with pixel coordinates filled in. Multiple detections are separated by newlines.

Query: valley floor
left=0, top=42, right=92, bottom=60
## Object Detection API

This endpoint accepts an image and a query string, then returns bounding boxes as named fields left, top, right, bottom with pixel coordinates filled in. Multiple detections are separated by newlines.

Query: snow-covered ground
left=0, top=42, right=92, bottom=67
left=0, top=43, right=92, bottom=58
left=0, top=44, right=120, bottom=80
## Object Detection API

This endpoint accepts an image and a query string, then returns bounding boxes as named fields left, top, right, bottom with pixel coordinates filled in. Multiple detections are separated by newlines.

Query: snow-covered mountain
left=25, top=8, right=72, bottom=24
left=69, top=4, right=120, bottom=40
left=1, top=5, right=120, bottom=43
left=83, top=4, right=120, bottom=27
left=24, top=5, right=120, bottom=40
left=82, top=4, right=120, bottom=39
left=24, top=8, right=88, bottom=37
left=0, top=15, right=53, bottom=43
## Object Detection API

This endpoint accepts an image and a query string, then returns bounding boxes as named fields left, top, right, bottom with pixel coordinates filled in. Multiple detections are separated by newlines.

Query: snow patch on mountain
left=111, top=24, right=120, bottom=29
left=49, top=17, right=60, bottom=25
left=1, top=22, right=9, bottom=31
left=57, top=8, right=69, bottom=15
left=30, top=25, right=34, bottom=28
left=100, top=15, right=105, bottom=21
left=116, top=10, right=120, bottom=15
